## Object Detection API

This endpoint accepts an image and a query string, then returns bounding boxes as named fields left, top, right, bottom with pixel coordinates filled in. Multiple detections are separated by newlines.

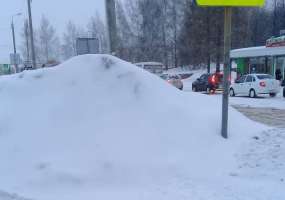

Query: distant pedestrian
left=275, top=69, right=282, bottom=81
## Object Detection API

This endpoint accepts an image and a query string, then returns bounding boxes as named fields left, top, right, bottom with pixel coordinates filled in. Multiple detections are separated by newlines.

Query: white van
left=134, top=62, right=164, bottom=75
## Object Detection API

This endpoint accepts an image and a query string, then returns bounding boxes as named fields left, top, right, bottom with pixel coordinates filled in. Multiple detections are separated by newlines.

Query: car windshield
left=237, top=75, right=246, bottom=83
left=257, top=75, right=274, bottom=80
left=160, top=74, right=168, bottom=80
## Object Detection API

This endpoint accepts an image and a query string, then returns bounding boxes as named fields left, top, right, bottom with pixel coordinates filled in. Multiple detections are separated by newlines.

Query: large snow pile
left=0, top=55, right=282, bottom=200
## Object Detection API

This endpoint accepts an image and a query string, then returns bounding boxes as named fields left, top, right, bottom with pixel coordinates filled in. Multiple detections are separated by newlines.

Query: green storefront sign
left=236, top=58, right=245, bottom=74
left=0, top=64, right=11, bottom=75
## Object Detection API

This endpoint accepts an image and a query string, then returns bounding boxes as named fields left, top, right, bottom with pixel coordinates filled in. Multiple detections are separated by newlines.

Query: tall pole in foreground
left=27, top=0, right=36, bottom=69
left=105, top=0, right=118, bottom=55
left=221, top=7, right=232, bottom=139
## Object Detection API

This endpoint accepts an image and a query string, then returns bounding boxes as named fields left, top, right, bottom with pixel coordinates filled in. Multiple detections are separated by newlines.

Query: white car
left=230, top=74, right=280, bottom=98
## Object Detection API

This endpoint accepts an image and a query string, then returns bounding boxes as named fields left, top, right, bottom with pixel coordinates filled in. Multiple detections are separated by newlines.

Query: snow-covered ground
left=229, top=93, right=285, bottom=110
left=0, top=55, right=284, bottom=200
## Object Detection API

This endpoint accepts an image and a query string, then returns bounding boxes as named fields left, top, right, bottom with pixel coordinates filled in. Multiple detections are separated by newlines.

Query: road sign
left=10, top=53, right=21, bottom=65
left=76, top=38, right=100, bottom=55
left=196, top=0, right=265, bottom=6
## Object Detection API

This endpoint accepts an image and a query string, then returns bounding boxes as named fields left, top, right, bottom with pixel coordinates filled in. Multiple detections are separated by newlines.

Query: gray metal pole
left=24, top=20, right=30, bottom=62
left=27, top=0, right=36, bottom=69
left=221, top=7, right=232, bottom=139
left=105, top=0, right=118, bottom=54
left=11, top=20, right=18, bottom=72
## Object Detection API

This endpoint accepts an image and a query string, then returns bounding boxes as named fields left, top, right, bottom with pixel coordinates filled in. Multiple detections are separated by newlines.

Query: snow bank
left=0, top=55, right=268, bottom=200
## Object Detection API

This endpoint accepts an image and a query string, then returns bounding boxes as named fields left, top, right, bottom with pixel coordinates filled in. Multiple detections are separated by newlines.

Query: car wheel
left=192, top=86, right=197, bottom=92
left=269, top=93, right=276, bottom=97
left=180, top=86, right=183, bottom=91
left=207, top=88, right=215, bottom=94
left=229, top=88, right=235, bottom=97
left=249, top=89, right=256, bottom=98
left=206, top=87, right=211, bottom=94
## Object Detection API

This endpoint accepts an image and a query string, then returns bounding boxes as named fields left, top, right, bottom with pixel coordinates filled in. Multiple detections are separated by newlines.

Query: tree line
left=20, top=13, right=108, bottom=65
left=20, top=0, right=285, bottom=70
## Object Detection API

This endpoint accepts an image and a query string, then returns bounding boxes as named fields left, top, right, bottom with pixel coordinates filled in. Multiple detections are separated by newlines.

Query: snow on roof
left=231, top=46, right=285, bottom=58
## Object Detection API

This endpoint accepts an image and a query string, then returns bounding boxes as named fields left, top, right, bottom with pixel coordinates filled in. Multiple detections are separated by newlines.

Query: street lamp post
left=11, top=13, right=22, bottom=73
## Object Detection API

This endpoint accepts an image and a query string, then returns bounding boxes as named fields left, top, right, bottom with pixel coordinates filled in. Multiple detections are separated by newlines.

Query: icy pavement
left=230, top=94, right=285, bottom=110
left=233, top=105, right=285, bottom=128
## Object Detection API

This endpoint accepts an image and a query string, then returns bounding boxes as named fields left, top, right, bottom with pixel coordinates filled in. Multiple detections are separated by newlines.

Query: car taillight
left=260, top=81, right=266, bottom=87
left=211, top=75, right=216, bottom=84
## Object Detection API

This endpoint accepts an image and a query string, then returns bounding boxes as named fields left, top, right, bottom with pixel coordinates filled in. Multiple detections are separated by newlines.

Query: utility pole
left=221, top=7, right=232, bottom=139
left=11, top=20, right=18, bottom=72
left=24, top=20, right=30, bottom=62
left=27, top=0, right=36, bottom=69
left=105, top=0, right=118, bottom=54
left=11, top=13, right=22, bottom=73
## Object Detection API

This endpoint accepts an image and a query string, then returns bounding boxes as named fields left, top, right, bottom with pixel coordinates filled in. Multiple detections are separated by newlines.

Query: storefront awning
left=231, top=46, right=285, bottom=58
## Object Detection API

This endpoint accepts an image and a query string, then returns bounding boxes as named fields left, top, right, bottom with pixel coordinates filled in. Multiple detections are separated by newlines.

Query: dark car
left=192, top=73, right=223, bottom=93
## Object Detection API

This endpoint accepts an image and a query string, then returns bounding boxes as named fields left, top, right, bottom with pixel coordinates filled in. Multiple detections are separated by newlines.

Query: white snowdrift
left=0, top=55, right=273, bottom=200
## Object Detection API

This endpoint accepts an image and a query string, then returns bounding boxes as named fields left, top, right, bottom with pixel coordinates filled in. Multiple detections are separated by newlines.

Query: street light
left=11, top=12, right=22, bottom=72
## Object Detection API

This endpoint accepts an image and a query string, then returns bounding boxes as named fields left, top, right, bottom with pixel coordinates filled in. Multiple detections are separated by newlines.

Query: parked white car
left=230, top=74, right=280, bottom=98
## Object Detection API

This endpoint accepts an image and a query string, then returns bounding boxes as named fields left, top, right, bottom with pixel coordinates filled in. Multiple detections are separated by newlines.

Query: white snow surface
left=0, top=55, right=283, bottom=200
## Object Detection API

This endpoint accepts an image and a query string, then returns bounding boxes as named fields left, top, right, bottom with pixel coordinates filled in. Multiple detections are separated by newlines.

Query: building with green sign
left=0, top=64, right=13, bottom=75
left=231, top=45, right=285, bottom=81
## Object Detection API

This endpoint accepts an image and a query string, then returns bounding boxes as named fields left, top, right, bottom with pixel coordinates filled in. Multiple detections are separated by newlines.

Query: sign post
left=221, top=7, right=232, bottom=139
left=196, top=0, right=265, bottom=139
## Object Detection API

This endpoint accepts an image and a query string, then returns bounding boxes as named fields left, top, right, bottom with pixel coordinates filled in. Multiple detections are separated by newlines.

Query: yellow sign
left=196, top=0, right=265, bottom=6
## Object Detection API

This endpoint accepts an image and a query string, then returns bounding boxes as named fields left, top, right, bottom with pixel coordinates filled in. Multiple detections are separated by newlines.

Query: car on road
left=192, top=72, right=223, bottom=93
left=230, top=74, right=280, bottom=98
left=160, top=74, right=183, bottom=90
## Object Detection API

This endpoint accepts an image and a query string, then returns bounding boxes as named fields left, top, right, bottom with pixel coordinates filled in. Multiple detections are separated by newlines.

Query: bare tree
left=62, top=21, right=83, bottom=60
left=20, top=19, right=31, bottom=62
left=37, top=15, right=60, bottom=63
left=116, top=0, right=134, bottom=61
left=87, top=13, right=108, bottom=53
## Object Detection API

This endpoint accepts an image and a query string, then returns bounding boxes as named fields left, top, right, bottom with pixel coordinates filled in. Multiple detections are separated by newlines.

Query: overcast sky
left=0, top=0, right=106, bottom=63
